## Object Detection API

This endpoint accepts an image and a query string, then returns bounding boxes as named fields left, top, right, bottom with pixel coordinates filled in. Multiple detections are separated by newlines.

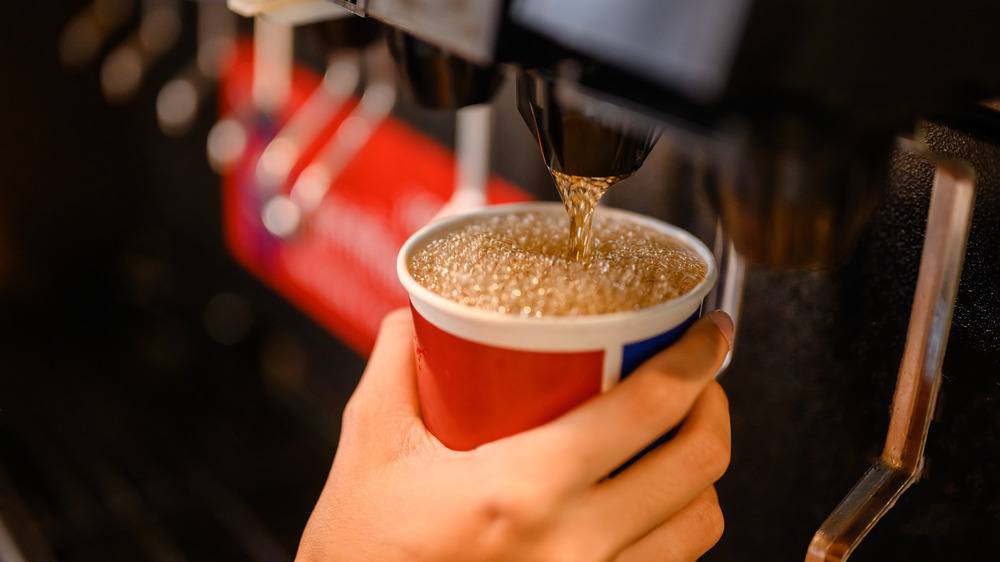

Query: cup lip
left=396, top=201, right=718, bottom=329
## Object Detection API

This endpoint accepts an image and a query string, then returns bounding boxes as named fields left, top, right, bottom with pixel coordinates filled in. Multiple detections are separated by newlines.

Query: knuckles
left=679, top=382, right=732, bottom=484
left=476, top=476, right=556, bottom=535
left=683, top=427, right=731, bottom=484
left=472, top=478, right=609, bottom=562
left=691, top=490, right=726, bottom=549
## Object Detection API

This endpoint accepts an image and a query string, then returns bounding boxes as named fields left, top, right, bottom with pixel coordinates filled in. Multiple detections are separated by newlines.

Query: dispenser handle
left=255, top=55, right=361, bottom=194
left=261, top=43, right=396, bottom=238
left=805, top=150, right=975, bottom=561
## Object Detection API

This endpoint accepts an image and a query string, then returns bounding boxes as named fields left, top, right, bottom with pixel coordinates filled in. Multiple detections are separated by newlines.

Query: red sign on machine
left=217, top=43, right=532, bottom=355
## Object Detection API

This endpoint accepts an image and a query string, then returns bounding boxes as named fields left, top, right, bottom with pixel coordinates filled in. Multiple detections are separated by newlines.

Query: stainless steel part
left=432, top=104, right=492, bottom=221
left=261, top=59, right=397, bottom=238
left=805, top=146, right=976, bottom=561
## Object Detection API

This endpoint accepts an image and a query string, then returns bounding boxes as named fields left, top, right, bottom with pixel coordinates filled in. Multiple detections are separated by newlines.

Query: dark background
left=0, top=2, right=368, bottom=559
left=2, top=2, right=999, bottom=561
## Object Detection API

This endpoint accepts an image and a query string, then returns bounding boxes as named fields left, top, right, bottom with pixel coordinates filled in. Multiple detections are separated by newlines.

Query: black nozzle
left=386, top=28, right=503, bottom=109
left=708, top=116, right=891, bottom=269
left=515, top=69, right=659, bottom=178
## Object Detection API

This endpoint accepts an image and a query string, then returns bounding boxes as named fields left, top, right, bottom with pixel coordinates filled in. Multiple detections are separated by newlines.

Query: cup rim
left=396, top=201, right=718, bottom=328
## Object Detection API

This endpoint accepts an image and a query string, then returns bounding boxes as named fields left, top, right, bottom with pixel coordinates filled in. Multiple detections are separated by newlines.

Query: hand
left=296, top=308, right=733, bottom=562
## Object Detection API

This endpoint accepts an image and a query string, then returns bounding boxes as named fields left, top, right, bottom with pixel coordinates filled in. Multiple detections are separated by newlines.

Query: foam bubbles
left=409, top=209, right=707, bottom=317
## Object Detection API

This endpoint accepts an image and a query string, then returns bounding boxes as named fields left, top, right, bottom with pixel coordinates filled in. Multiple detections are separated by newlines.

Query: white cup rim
left=397, top=201, right=718, bottom=331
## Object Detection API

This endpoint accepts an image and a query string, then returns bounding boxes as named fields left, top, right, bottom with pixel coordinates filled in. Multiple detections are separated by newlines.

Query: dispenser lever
left=805, top=152, right=975, bottom=561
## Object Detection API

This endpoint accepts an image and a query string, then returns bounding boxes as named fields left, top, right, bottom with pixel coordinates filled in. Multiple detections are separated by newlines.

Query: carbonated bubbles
left=408, top=209, right=707, bottom=317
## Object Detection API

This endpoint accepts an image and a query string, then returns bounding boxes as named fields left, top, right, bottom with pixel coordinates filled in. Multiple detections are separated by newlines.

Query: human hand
left=296, top=308, right=733, bottom=562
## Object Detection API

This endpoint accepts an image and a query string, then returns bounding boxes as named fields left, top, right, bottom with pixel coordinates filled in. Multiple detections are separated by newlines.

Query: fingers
left=636, top=311, right=732, bottom=384
left=583, top=381, right=731, bottom=553
left=703, top=310, right=734, bottom=348
left=512, top=312, right=732, bottom=485
left=613, top=486, right=725, bottom=562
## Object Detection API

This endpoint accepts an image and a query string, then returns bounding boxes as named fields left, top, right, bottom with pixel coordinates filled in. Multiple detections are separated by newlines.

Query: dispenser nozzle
left=515, top=69, right=660, bottom=179
left=708, top=116, right=891, bottom=269
left=386, top=28, right=502, bottom=109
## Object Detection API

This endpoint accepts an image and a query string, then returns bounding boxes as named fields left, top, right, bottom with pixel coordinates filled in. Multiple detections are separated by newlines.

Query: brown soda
left=408, top=209, right=707, bottom=317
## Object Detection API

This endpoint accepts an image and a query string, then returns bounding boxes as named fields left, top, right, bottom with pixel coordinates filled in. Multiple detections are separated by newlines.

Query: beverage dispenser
left=206, top=0, right=1000, bottom=558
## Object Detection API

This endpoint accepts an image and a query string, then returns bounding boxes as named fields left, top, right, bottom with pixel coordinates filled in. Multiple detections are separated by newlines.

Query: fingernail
left=705, top=310, right=734, bottom=347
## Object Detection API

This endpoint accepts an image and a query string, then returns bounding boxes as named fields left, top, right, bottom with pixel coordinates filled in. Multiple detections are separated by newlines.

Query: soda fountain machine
left=226, top=1, right=1000, bottom=559
left=231, top=2, right=1000, bottom=560
left=1, top=1, right=997, bottom=560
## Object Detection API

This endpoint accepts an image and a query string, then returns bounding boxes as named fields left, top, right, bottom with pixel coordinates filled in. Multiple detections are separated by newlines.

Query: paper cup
left=397, top=202, right=717, bottom=451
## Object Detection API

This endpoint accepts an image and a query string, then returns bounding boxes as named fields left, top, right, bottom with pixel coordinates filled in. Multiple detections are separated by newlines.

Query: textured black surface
left=0, top=3, right=366, bottom=560
left=706, top=121, right=1000, bottom=560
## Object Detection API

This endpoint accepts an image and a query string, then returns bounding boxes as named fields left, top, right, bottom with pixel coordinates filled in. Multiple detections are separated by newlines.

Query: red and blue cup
left=397, top=202, right=718, bottom=452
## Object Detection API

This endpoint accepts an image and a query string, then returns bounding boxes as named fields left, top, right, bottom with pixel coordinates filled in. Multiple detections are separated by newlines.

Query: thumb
left=350, top=308, right=422, bottom=427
